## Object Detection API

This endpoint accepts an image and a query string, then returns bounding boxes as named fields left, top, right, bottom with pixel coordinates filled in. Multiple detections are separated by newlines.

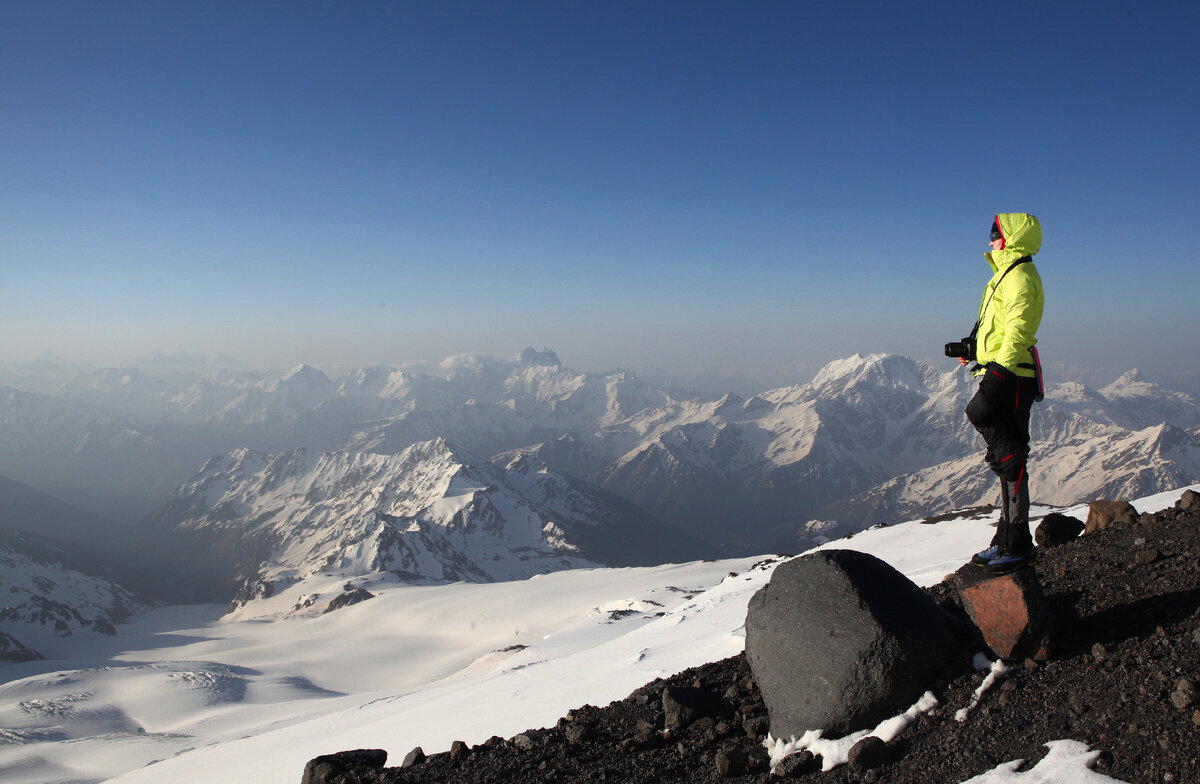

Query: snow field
left=5, top=483, right=1196, bottom=784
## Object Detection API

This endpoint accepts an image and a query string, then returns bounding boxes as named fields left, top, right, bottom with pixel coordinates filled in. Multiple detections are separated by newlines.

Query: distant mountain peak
left=1100, top=369, right=1152, bottom=395
left=519, top=348, right=562, bottom=367
left=805, top=353, right=929, bottom=397
left=809, top=353, right=889, bottom=383
left=282, top=364, right=331, bottom=384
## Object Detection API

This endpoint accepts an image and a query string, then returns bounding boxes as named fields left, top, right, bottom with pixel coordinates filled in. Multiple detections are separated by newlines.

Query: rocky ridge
left=305, top=491, right=1200, bottom=784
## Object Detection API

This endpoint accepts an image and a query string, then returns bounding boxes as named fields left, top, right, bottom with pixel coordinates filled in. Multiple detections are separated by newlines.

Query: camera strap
left=968, top=256, right=1031, bottom=341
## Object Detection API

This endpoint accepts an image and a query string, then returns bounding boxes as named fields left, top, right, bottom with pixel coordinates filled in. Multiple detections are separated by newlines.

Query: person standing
left=960, top=213, right=1045, bottom=573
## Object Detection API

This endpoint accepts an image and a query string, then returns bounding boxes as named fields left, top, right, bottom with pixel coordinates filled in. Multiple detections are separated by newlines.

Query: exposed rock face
left=1085, top=499, right=1139, bottom=533
left=324, top=587, right=375, bottom=614
left=0, top=630, right=42, bottom=662
left=744, top=549, right=959, bottom=739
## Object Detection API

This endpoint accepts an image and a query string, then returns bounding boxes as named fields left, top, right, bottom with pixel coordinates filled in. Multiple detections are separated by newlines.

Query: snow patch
left=959, top=739, right=1129, bottom=783
left=956, top=653, right=1011, bottom=723
left=765, top=690, right=938, bottom=772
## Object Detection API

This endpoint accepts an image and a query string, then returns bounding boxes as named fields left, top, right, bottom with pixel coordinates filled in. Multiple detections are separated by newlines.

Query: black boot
left=987, top=467, right=1037, bottom=573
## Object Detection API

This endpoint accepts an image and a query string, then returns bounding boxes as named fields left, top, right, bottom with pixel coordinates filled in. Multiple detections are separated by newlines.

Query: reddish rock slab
left=956, top=568, right=1052, bottom=661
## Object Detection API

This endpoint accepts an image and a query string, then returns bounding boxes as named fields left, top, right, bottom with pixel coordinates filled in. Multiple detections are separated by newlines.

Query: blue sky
left=2, top=1, right=1198, bottom=395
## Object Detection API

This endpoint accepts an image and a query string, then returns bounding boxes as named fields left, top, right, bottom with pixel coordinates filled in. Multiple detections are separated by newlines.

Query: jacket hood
left=987, top=213, right=1042, bottom=270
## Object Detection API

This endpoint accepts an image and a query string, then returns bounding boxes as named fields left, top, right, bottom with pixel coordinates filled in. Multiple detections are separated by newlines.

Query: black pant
left=965, top=373, right=1039, bottom=553
left=965, top=373, right=1038, bottom=479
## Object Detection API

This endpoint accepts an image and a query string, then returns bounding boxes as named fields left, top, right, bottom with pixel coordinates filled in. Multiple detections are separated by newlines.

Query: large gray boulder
left=745, top=549, right=958, bottom=739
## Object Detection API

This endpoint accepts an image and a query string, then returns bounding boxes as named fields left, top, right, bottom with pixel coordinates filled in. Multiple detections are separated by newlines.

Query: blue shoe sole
left=986, top=553, right=1038, bottom=574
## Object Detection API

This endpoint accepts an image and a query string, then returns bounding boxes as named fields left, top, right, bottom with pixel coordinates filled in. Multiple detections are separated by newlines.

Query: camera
left=944, top=337, right=976, bottom=360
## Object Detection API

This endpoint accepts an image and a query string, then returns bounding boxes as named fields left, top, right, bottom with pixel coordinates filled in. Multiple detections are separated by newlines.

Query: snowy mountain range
left=140, top=438, right=699, bottom=605
left=0, top=528, right=146, bottom=658
left=2, top=348, right=1199, bottom=614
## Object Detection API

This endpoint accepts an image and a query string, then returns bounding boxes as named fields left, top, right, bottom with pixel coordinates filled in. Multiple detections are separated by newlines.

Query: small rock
left=1085, top=500, right=1139, bottom=533
left=743, top=715, right=770, bottom=737
left=693, top=714, right=718, bottom=733
left=1091, top=643, right=1108, bottom=663
left=565, top=723, right=595, bottom=744
left=1170, top=679, right=1196, bottom=710
left=301, top=749, right=388, bottom=784
left=1178, top=489, right=1199, bottom=511
left=511, top=733, right=535, bottom=750
left=449, top=740, right=469, bottom=760
left=715, top=747, right=748, bottom=777
left=848, top=735, right=890, bottom=771
left=1035, top=513, right=1085, bottom=547
left=401, top=747, right=425, bottom=767
left=774, top=750, right=819, bottom=777
left=1136, top=549, right=1162, bottom=566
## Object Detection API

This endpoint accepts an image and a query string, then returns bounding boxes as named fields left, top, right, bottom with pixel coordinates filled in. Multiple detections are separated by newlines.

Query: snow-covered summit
left=805, top=353, right=935, bottom=399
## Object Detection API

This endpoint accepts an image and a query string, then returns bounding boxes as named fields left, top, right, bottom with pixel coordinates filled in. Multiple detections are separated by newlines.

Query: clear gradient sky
left=3, top=1, right=1198, bottom=395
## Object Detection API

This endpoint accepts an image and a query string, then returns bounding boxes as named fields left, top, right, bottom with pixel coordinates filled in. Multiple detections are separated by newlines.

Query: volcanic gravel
left=307, top=495, right=1200, bottom=784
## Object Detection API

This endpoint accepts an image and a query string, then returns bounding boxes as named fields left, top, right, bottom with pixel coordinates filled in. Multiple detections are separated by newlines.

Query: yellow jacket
left=974, top=213, right=1044, bottom=378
